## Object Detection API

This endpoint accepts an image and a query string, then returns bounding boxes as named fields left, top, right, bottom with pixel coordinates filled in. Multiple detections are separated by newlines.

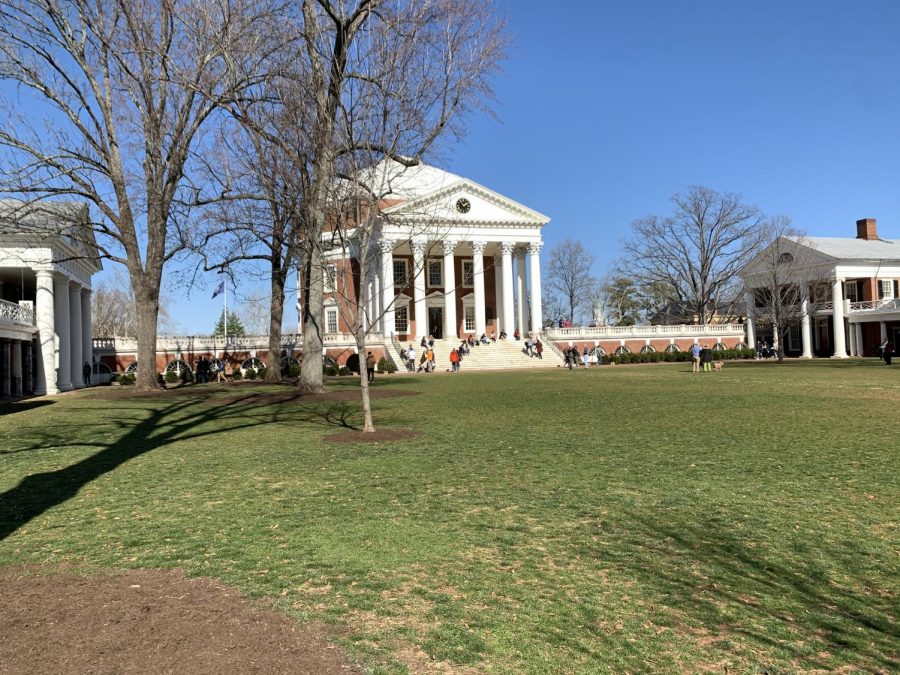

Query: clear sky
left=111, top=1, right=900, bottom=332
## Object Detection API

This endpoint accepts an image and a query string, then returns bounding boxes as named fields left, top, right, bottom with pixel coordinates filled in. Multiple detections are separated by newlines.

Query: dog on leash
left=712, top=360, right=724, bottom=372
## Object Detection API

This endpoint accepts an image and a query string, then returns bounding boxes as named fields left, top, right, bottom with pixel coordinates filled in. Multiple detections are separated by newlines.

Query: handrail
left=850, top=298, right=900, bottom=313
left=0, top=299, right=34, bottom=327
left=544, top=323, right=744, bottom=340
left=390, top=332, right=412, bottom=372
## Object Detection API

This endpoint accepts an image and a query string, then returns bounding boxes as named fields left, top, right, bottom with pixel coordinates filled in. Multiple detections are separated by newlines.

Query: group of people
left=691, top=343, right=716, bottom=372
left=755, top=340, right=777, bottom=359
left=194, top=356, right=227, bottom=383
left=563, top=345, right=598, bottom=369
left=523, top=337, right=543, bottom=359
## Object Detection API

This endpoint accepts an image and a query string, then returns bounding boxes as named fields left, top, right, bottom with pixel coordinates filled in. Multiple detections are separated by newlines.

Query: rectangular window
left=394, top=305, right=408, bottom=334
left=325, top=308, right=338, bottom=334
left=878, top=279, right=894, bottom=299
left=464, top=306, right=476, bottom=332
left=845, top=280, right=860, bottom=303
left=427, top=259, right=442, bottom=287
left=393, top=259, right=408, bottom=287
left=324, top=264, right=337, bottom=294
left=461, top=260, right=474, bottom=287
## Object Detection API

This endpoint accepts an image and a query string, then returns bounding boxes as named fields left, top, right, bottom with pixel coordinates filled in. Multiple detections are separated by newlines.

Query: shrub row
left=601, top=348, right=756, bottom=365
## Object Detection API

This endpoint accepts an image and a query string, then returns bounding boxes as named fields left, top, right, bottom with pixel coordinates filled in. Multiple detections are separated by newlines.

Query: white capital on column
left=82, top=288, right=93, bottom=374
left=472, top=242, right=486, bottom=337
left=443, top=240, right=457, bottom=339
left=69, top=283, right=84, bottom=388
left=412, top=240, right=427, bottom=339
left=379, top=240, right=395, bottom=336
left=500, top=242, right=515, bottom=335
left=800, top=282, right=812, bottom=358
left=528, top=242, right=543, bottom=333
left=831, top=278, right=847, bottom=358
left=53, top=275, right=72, bottom=391
left=35, top=270, right=57, bottom=395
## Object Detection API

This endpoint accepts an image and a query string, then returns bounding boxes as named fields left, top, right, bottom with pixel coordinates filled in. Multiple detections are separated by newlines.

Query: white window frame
left=393, top=259, right=408, bottom=287
left=461, top=259, right=474, bottom=288
left=325, top=307, right=339, bottom=334
left=426, top=258, right=443, bottom=288
left=324, top=264, right=337, bottom=294
left=463, top=305, right=476, bottom=332
left=844, top=280, right=860, bottom=303
left=878, top=279, right=894, bottom=299
left=394, top=304, right=409, bottom=334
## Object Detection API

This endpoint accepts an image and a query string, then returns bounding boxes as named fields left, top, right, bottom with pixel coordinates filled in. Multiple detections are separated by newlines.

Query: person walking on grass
left=701, top=345, right=713, bottom=372
left=691, top=343, right=701, bottom=373
left=366, top=351, right=376, bottom=383
left=449, top=348, right=460, bottom=372
left=884, top=340, right=894, bottom=366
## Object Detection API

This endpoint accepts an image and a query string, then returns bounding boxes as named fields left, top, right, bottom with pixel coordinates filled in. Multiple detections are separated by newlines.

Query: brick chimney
left=856, top=218, right=878, bottom=240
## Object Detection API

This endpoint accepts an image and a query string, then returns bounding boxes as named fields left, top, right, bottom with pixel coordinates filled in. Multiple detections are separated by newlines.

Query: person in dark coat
left=83, top=362, right=91, bottom=386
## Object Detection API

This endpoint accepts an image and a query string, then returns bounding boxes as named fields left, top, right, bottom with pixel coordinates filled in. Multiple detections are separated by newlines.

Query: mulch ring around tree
left=0, top=565, right=360, bottom=675
left=322, top=429, right=422, bottom=444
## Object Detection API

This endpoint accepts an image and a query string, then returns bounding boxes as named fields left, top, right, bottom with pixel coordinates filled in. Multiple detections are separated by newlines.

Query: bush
left=324, top=365, right=338, bottom=376
left=257, top=367, right=267, bottom=379
left=181, top=369, right=193, bottom=383
left=232, top=368, right=242, bottom=380
left=164, top=371, right=179, bottom=383
left=288, top=365, right=301, bottom=377
left=244, top=368, right=257, bottom=380
left=338, top=366, right=350, bottom=376
left=377, top=356, right=397, bottom=373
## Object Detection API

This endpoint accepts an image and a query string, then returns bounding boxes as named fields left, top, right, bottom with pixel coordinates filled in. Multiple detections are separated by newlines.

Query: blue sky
left=57, top=1, right=900, bottom=332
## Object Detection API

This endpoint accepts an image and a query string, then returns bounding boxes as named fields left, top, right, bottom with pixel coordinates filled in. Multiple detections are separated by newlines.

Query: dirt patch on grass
left=84, top=385, right=420, bottom=406
left=0, top=566, right=359, bottom=674
left=212, top=389, right=420, bottom=407
left=322, top=429, right=422, bottom=443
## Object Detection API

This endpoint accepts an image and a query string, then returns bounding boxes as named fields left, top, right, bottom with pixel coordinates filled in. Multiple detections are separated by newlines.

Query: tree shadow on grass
left=0, top=392, right=366, bottom=542
left=603, top=509, right=898, bottom=671
left=0, top=399, right=55, bottom=416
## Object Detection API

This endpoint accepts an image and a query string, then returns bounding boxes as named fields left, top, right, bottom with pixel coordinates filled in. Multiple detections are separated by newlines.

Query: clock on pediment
left=455, top=197, right=471, bottom=214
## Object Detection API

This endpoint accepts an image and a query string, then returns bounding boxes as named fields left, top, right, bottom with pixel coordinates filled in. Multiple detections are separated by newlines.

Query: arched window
left=280, top=356, right=300, bottom=372
left=735, top=342, right=747, bottom=350
left=712, top=343, right=725, bottom=352
left=664, top=344, right=680, bottom=353
left=123, top=362, right=138, bottom=375
left=241, top=357, right=266, bottom=374
left=639, top=345, right=656, bottom=354
left=164, top=359, right=192, bottom=376
left=778, top=252, right=795, bottom=264
left=613, top=345, right=630, bottom=355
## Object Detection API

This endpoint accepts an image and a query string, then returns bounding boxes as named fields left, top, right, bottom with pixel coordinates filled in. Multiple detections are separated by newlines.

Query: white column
left=472, top=242, right=487, bottom=337
left=411, top=240, right=426, bottom=339
left=831, top=278, right=847, bottom=358
left=53, top=274, right=72, bottom=391
left=528, top=242, right=543, bottom=334
left=11, top=340, right=23, bottom=397
left=35, top=270, right=57, bottom=395
left=493, top=255, right=503, bottom=332
left=855, top=324, right=864, bottom=357
left=848, top=319, right=858, bottom=356
left=81, top=288, right=92, bottom=373
left=69, top=283, right=84, bottom=388
left=743, top=290, right=756, bottom=349
left=800, top=283, right=812, bottom=358
left=880, top=321, right=888, bottom=342
left=379, top=240, right=395, bottom=336
left=443, top=240, right=458, bottom=339
left=515, top=248, right=527, bottom=334
left=500, top=241, right=515, bottom=335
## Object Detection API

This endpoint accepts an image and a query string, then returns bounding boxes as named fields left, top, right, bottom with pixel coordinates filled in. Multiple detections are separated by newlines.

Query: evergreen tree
left=213, top=310, right=246, bottom=337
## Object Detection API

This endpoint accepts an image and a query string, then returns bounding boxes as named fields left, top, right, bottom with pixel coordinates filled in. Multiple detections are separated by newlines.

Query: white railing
left=93, top=333, right=304, bottom=353
left=849, top=298, right=900, bottom=313
left=0, top=299, right=34, bottom=326
left=544, top=323, right=744, bottom=340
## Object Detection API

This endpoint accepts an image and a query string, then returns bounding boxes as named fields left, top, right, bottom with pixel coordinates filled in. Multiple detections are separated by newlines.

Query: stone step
left=400, top=337, right=565, bottom=371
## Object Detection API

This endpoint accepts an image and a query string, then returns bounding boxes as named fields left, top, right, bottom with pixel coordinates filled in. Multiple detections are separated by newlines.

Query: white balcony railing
left=0, top=299, right=34, bottom=327
left=544, top=323, right=745, bottom=340
left=849, top=298, right=900, bottom=313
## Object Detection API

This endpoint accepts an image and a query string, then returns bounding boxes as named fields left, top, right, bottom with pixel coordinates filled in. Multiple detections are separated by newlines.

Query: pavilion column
left=493, top=255, right=503, bottom=332
left=472, top=242, right=487, bottom=337
left=379, top=240, right=395, bottom=337
left=848, top=319, right=858, bottom=356
left=35, top=270, right=57, bottom=395
left=54, top=275, right=72, bottom=391
left=12, top=340, right=23, bottom=397
left=1, top=340, right=9, bottom=398
left=515, top=248, right=527, bottom=334
left=880, top=321, right=888, bottom=342
left=411, top=240, right=426, bottom=339
left=528, top=242, right=543, bottom=334
left=800, top=283, right=813, bottom=358
left=855, top=324, right=864, bottom=357
left=23, top=340, right=34, bottom=395
left=831, top=278, right=847, bottom=358
left=69, top=283, right=84, bottom=388
left=81, top=288, right=92, bottom=376
left=500, top=241, right=515, bottom=335
left=443, top=240, right=458, bottom=339
left=743, top=290, right=756, bottom=349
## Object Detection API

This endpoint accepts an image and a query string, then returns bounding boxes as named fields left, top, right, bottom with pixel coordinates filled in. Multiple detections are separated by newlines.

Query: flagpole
left=223, top=271, right=228, bottom=355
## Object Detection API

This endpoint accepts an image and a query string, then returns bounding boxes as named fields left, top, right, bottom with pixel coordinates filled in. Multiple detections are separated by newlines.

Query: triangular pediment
left=383, top=179, right=549, bottom=226
left=740, top=237, right=836, bottom=278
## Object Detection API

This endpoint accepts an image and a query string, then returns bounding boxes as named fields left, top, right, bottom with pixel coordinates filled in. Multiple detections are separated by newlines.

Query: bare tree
left=742, top=219, right=820, bottom=361
left=621, top=186, right=772, bottom=325
left=0, top=0, right=280, bottom=389
left=599, top=275, right=640, bottom=326
left=545, top=239, right=596, bottom=325
left=92, top=271, right=173, bottom=337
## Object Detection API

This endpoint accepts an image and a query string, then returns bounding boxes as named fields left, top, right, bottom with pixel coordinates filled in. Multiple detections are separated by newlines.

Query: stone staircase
left=403, top=337, right=566, bottom=372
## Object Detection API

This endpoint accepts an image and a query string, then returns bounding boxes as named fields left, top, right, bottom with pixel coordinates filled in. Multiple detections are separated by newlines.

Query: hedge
left=601, top=347, right=755, bottom=365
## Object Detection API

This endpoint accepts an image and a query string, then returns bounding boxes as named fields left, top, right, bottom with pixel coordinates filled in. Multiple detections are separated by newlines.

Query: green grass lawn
left=1, top=360, right=897, bottom=673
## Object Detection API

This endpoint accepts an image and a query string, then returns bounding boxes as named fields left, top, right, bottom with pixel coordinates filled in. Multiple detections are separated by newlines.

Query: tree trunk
left=132, top=277, right=162, bottom=391
left=266, top=268, right=286, bottom=382
left=299, top=241, right=325, bottom=393
left=357, top=337, right=375, bottom=433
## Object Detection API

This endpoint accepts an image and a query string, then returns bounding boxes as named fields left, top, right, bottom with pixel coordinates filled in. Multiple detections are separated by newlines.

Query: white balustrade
left=0, top=299, right=35, bottom=326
